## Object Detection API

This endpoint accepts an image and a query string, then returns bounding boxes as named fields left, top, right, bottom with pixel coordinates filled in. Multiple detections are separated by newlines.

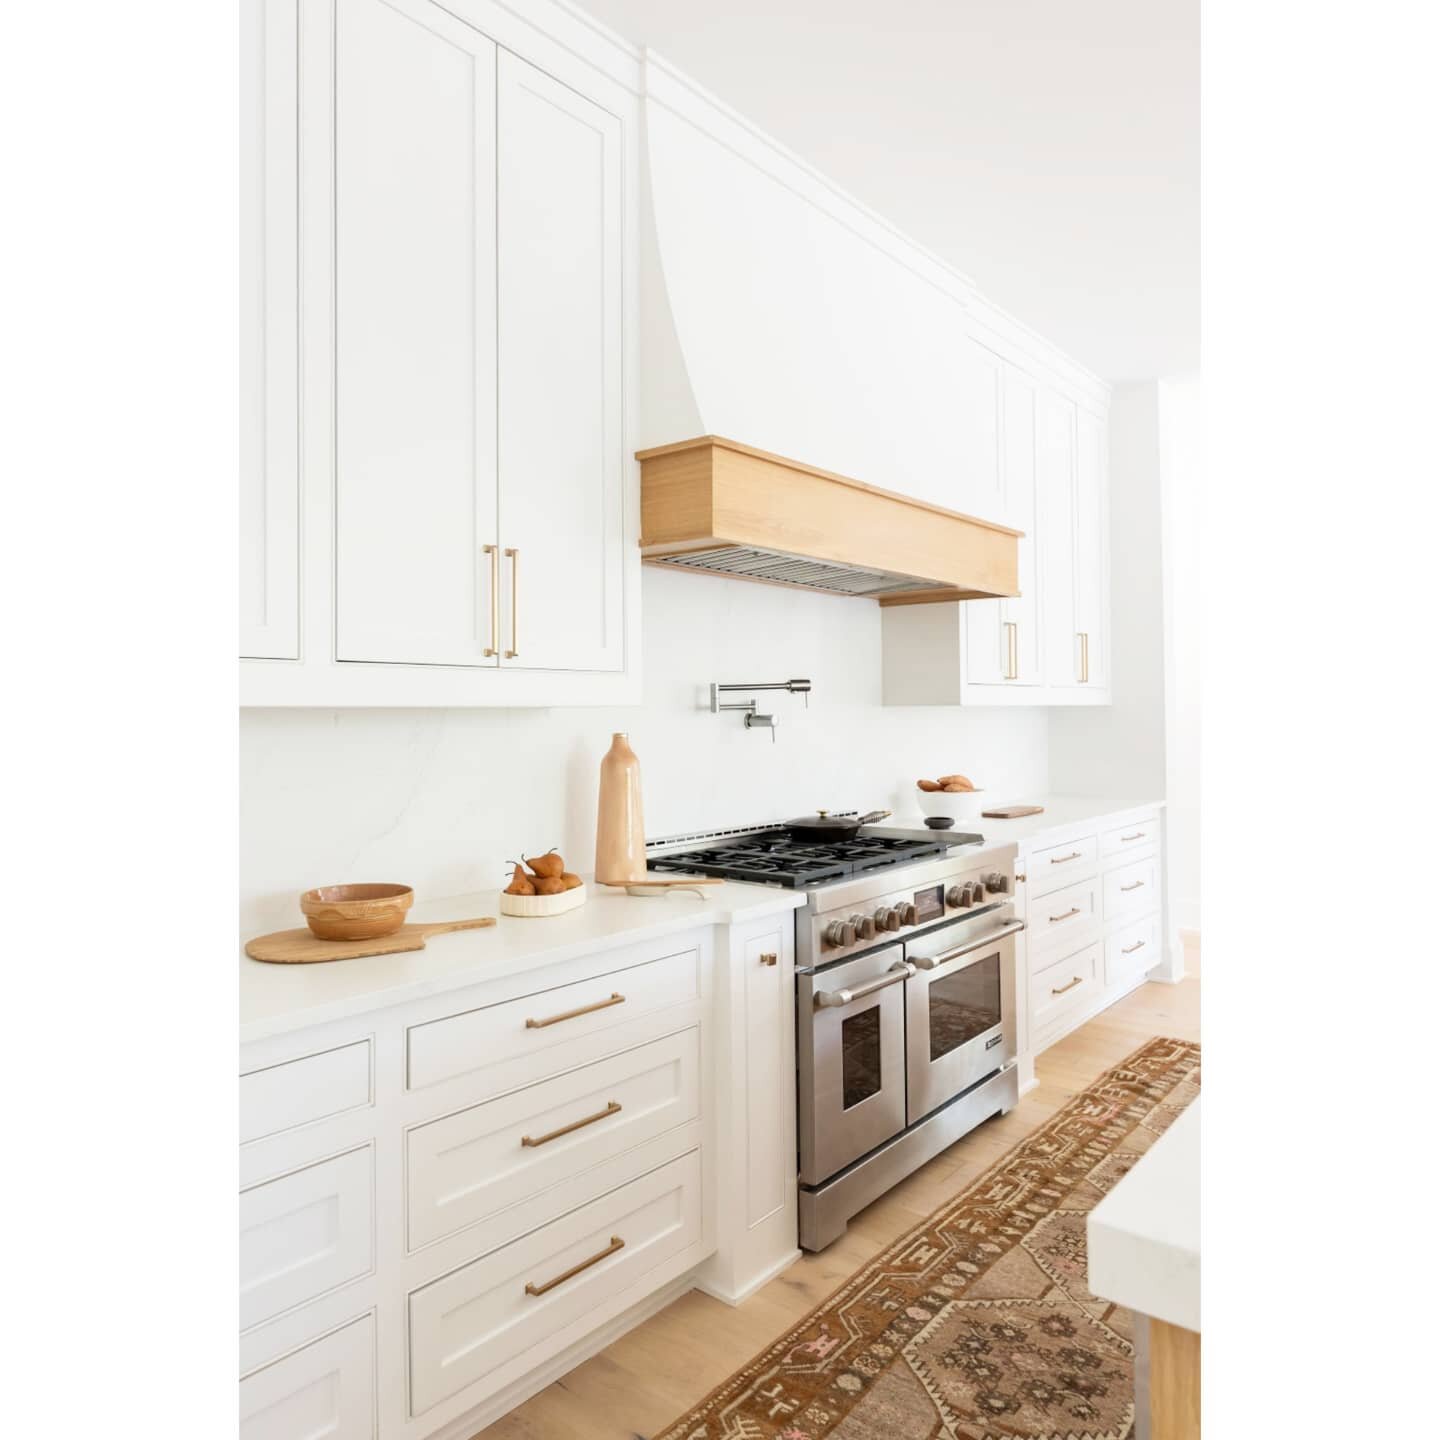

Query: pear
left=560, top=872, right=583, bottom=891
left=533, top=876, right=566, bottom=895
left=525, top=849, right=566, bottom=880
left=504, top=862, right=537, bottom=896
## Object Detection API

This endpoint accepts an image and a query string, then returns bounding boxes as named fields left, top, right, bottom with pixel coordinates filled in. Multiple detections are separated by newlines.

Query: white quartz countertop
left=873, top=793, right=1165, bottom=851
left=1087, top=1099, right=1200, bottom=1332
left=240, top=877, right=803, bottom=1046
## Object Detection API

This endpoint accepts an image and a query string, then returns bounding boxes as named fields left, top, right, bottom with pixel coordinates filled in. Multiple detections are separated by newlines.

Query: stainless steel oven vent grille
left=649, top=545, right=938, bottom=598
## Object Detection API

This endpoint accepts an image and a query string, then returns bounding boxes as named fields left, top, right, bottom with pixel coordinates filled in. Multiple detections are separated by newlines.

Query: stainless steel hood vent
left=650, top=545, right=942, bottom=598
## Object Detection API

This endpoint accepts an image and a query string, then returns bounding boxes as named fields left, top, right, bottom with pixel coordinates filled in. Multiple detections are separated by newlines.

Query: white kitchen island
left=1088, top=1099, right=1201, bottom=1440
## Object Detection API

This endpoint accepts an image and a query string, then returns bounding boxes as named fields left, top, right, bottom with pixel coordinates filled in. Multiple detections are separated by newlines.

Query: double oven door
left=797, top=913, right=1020, bottom=1188
left=905, top=914, right=1020, bottom=1124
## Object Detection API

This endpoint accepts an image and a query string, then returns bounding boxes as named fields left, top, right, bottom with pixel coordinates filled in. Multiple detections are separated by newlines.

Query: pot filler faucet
left=709, top=678, right=812, bottom=741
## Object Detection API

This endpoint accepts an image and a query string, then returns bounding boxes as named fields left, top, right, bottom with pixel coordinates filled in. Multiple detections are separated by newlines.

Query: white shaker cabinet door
left=1001, top=368, right=1043, bottom=685
left=496, top=51, right=625, bottom=673
left=1038, top=386, right=1079, bottom=688
left=1073, top=405, right=1109, bottom=690
left=958, top=340, right=1006, bottom=685
left=239, top=0, right=300, bottom=660
left=333, top=0, right=500, bottom=667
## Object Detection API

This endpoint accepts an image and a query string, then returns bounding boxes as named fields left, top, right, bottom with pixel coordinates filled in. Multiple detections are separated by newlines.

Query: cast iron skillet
left=783, top=808, right=892, bottom=843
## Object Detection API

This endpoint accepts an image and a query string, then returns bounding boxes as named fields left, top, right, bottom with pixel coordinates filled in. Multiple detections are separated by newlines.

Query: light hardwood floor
left=476, top=973, right=1201, bottom=1440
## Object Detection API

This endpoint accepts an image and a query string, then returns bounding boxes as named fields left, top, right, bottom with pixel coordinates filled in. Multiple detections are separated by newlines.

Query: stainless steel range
left=650, top=821, right=1023, bottom=1250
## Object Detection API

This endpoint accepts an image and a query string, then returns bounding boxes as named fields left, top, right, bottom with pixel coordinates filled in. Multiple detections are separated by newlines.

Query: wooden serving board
left=981, top=805, right=1046, bottom=819
left=597, top=876, right=724, bottom=889
left=246, top=917, right=496, bottom=964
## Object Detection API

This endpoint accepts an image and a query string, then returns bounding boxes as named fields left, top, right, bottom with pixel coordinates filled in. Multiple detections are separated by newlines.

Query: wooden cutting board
left=981, top=805, right=1046, bottom=819
left=246, top=917, right=496, bottom=964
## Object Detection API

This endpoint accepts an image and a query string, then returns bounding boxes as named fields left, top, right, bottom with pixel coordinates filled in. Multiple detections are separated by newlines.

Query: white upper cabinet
left=239, top=0, right=299, bottom=660
left=1073, top=406, right=1110, bottom=690
left=882, top=353, right=1110, bottom=708
left=240, top=0, right=640, bottom=706
left=1037, top=385, right=1079, bottom=688
left=496, top=52, right=624, bottom=673
left=334, top=0, right=499, bottom=668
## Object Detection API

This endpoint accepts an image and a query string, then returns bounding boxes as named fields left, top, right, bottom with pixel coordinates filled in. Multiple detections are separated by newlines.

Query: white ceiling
left=580, top=0, right=1198, bottom=382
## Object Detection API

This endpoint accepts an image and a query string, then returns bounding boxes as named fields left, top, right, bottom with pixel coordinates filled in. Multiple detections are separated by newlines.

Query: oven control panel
left=807, top=859, right=1014, bottom=965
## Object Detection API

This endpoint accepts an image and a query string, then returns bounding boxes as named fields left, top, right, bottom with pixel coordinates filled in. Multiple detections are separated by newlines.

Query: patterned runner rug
left=656, top=1036, right=1200, bottom=1440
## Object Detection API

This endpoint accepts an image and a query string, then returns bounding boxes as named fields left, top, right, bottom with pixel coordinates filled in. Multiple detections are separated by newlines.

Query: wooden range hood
left=637, top=436, right=1020, bottom=603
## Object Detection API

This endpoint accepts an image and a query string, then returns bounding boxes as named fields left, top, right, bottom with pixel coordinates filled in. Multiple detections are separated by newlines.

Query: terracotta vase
left=595, top=733, right=647, bottom=884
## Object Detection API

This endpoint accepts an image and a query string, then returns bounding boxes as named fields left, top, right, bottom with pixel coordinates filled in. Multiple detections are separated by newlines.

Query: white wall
left=1159, top=374, right=1203, bottom=935
left=1048, top=381, right=1168, bottom=798
left=241, top=566, right=1050, bottom=935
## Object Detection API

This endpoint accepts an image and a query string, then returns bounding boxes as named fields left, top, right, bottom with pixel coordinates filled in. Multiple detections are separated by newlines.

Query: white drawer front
left=407, top=948, right=701, bottom=1092
left=1028, top=834, right=1098, bottom=898
left=1101, top=817, right=1160, bottom=859
left=1104, top=854, right=1160, bottom=923
left=241, top=1148, right=373, bottom=1331
left=408, top=1150, right=702, bottom=1415
left=241, top=1041, right=372, bottom=1145
left=1105, top=913, right=1161, bottom=987
left=240, top=1315, right=374, bottom=1440
left=1029, top=943, right=1101, bottom=1036
left=1027, top=874, right=1101, bottom=959
left=407, top=1029, right=700, bottom=1251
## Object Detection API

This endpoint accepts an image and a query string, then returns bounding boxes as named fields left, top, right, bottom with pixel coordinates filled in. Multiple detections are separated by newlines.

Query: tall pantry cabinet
left=240, top=0, right=640, bottom=707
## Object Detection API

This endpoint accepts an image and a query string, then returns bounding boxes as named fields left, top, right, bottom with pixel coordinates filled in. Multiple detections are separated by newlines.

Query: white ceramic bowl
left=916, top=788, right=985, bottom=822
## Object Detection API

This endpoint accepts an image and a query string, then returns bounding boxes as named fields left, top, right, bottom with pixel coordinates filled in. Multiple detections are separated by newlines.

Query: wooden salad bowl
left=300, top=883, right=414, bottom=940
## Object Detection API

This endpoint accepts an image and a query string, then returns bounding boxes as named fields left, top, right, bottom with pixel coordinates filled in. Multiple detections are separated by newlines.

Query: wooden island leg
left=1150, top=1318, right=1201, bottom=1439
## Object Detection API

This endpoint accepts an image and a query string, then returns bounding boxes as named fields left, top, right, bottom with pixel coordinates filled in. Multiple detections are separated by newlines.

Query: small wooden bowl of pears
left=499, top=849, right=587, bottom=918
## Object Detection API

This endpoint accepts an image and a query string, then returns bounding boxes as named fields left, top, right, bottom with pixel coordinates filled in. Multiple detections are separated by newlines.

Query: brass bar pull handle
left=1049, top=907, right=1082, bottom=924
left=483, top=544, right=499, bottom=657
left=1120, top=832, right=1146, bottom=842
left=1079, top=632, right=1089, bottom=683
left=521, top=1100, right=622, bottom=1148
left=759, top=952, right=778, bottom=967
left=504, top=547, right=519, bottom=658
left=1121, top=940, right=1147, bottom=955
left=1051, top=975, right=1083, bottom=996
left=1050, top=851, right=1083, bottom=865
left=524, top=1236, right=625, bottom=1297
left=525, top=992, right=625, bottom=1030
left=1120, top=880, right=1146, bottom=893
left=1004, top=621, right=1018, bottom=680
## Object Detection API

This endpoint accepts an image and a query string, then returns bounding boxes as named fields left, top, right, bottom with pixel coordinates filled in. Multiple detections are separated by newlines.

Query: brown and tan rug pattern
left=656, top=1036, right=1200, bottom=1440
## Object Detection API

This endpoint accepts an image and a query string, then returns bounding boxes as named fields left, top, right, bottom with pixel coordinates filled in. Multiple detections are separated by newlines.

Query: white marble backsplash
left=240, top=567, right=1050, bottom=935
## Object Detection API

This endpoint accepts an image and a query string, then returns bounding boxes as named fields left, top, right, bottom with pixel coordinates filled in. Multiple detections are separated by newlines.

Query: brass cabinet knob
left=759, top=951, right=778, bottom=966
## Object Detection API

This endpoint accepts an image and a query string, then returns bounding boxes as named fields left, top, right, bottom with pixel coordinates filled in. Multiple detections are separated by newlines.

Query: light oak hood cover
left=637, top=436, right=1020, bottom=602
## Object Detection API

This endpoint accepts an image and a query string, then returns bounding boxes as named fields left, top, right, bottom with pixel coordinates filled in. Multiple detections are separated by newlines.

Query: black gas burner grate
left=648, top=829, right=953, bottom=889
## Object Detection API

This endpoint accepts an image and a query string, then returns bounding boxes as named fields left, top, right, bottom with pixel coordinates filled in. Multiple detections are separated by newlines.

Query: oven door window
left=841, top=1006, right=884, bottom=1109
left=928, top=951, right=1002, bottom=1062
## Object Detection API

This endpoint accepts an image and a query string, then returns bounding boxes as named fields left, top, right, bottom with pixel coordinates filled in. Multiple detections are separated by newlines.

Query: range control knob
left=823, top=920, right=857, bottom=949
left=899, top=903, right=918, bottom=927
left=983, top=871, right=1009, bottom=895
left=877, top=906, right=901, bottom=932
left=946, top=884, right=968, bottom=908
left=851, top=913, right=876, bottom=940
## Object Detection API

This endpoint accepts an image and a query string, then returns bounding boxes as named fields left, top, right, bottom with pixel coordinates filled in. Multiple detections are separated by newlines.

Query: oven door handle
left=813, top=961, right=915, bottom=1009
left=908, top=918, right=1026, bottom=972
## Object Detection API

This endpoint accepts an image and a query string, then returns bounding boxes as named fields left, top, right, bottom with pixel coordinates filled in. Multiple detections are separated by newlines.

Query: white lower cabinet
left=238, top=918, right=773, bottom=1437
left=699, top=916, right=800, bottom=1305
left=1018, top=806, right=1167, bottom=1063
left=405, top=1029, right=700, bottom=1251
left=408, top=1150, right=702, bottom=1415
left=240, top=1315, right=375, bottom=1440
left=240, top=1147, right=374, bottom=1332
